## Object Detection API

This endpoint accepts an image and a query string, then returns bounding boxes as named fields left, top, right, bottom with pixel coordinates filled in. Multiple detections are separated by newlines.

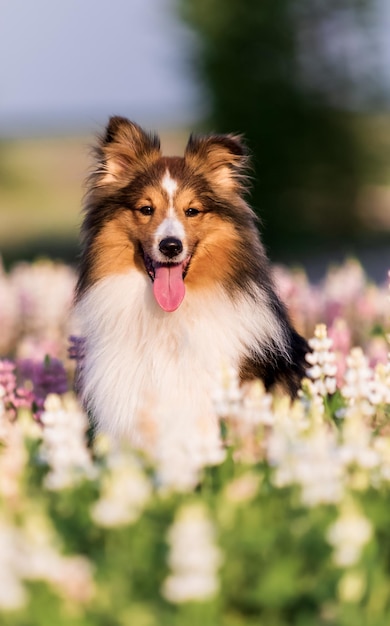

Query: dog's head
left=78, top=116, right=257, bottom=311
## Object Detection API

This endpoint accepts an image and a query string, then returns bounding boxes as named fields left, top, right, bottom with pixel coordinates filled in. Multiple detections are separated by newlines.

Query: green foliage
left=179, top=0, right=383, bottom=252
left=2, top=391, right=390, bottom=625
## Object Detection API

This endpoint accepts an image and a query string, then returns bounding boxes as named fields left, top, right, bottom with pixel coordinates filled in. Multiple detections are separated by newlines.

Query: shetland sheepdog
left=74, top=116, right=308, bottom=444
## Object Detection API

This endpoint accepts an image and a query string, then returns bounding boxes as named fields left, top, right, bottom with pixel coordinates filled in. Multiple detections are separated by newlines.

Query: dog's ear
left=184, top=133, right=250, bottom=193
left=93, top=116, right=161, bottom=186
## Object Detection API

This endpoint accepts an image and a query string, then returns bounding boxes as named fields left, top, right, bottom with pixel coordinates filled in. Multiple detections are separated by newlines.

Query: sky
left=0, top=0, right=200, bottom=136
left=1, top=0, right=390, bottom=138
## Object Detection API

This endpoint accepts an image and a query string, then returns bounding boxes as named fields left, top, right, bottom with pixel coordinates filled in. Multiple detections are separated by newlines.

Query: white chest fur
left=75, top=271, right=284, bottom=446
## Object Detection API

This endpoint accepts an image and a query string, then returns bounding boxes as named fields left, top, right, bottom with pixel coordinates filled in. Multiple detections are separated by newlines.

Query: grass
left=0, top=136, right=86, bottom=243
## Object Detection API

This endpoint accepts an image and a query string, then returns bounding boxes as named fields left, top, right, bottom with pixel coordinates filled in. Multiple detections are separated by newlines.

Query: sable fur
left=75, top=116, right=308, bottom=441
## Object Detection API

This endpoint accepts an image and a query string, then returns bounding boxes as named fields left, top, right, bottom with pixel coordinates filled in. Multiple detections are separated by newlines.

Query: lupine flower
left=327, top=318, right=352, bottom=385
left=17, top=356, right=69, bottom=414
left=18, top=513, right=95, bottom=604
left=155, top=441, right=208, bottom=492
left=326, top=501, right=373, bottom=567
left=0, top=360, right=17, bottom=407
left=0, top=360, right=35, bottom=418
left=305, top=324, right=338, bottom=397
left=10, top=260, right=75, bottom=336
left=373, top=436, right=390, bottom=482
left=270, top=419, right=345, bottom=507
left=337, top=570, right=367, bottom=604
left=223, top=472, right=261, bottom=504
left=213, top=369, right=273, bottom=462
left=343, top=348, right=373, bottom=400
left=322, top=260, right=367, bottom=320
left=237, top=379, right=274, bottom=428
left=212, top=365, right=243, bottom=419
left=161, top=503, right=223, bottom=604
left=226, top=379, right=274, bottom=463
left=273, top=265, right=319, bottom=336
left=91, top=450, right=151, bottom=527
left=274, top=259, right=388, bottom=351
left=342, top=348, right=376, bottom=418
left=340, top=412, right=379, bottom=471
left=10, top=260, right=76, bottom=360
left=0, top=512, right=95, bottom=611
left=369, top=361, right=390, bottom=406
left=367, top=336, right=389, bottom=369
left=155, top=415, right=226, bottom=491
left=39, top=393, right=95, bottom=490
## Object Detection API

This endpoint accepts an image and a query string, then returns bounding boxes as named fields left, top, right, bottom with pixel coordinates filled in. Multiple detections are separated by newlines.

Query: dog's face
left=79, top=117, right=256, bottom=311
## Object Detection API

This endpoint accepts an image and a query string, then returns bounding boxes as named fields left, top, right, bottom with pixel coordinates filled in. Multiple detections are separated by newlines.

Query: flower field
left=0, top=257, right=389, bottom=625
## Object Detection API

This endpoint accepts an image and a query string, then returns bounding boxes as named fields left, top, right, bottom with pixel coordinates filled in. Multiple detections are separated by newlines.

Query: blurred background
left=1, top=0, right=390, bottom=280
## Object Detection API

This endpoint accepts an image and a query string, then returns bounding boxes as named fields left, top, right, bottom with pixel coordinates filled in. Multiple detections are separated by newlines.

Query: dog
left=74, top=116, right=308, bottom=445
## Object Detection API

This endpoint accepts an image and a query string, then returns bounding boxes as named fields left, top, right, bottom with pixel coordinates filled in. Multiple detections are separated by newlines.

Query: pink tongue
left=153, top=263, right=185, bottom=312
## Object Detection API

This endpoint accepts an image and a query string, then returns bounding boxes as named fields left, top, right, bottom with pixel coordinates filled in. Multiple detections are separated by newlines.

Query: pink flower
left=328, top=318, right=352, bottom=386
left=0, top=360, right=35, bottom=418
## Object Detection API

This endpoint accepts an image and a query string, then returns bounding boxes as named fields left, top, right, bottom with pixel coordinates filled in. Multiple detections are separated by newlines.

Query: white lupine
left=373, top=437, right=390, bottom=482
left=161, top=503, right=222, bottom=604
left=268, top=399, right=338, bottom=504
left=271, top=422, right=345, bottom=506
left=306, top=324, right=338, bottom=397
left=342, top=348, right=374, bottom=413
left=337, top=570, right=367, bottom=604
left=212, top=365, right=243, bottom=419
left=155, top=419, right=226, bottom=491
left=340, top=346, right=389, bottom=422
left=214, top=373, right=274, bottom=465
left=339, top=412, right=379, bottom=470
left=239, top=380, right=274, bottom=428
left=267, top=398, right=310, bottom=469
left=91, top=451, right=152, bottom=527
left=326, top=502, right=373, bottom=567
left=0, top=513, right=95, bottom=610
left=17, top=513, right=95, bottom=603
left=368, top=362, right=390, bottom=406
left=40, top=393, right=95, bottom=490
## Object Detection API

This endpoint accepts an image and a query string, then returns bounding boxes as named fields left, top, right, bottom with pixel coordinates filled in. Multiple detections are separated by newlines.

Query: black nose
left=159, top=237, right=183, bottom=259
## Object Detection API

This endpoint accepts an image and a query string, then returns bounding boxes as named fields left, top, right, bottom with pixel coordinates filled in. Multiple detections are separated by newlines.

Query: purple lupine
left=17, top=357, right=69, bottom=414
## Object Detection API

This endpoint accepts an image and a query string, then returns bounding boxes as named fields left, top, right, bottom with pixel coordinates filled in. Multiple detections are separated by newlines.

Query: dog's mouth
left=141, top=248, right=191, bottom=313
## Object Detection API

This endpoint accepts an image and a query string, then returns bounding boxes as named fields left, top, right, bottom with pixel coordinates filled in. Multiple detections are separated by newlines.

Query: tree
left=179, top=0, right=381, bottom=254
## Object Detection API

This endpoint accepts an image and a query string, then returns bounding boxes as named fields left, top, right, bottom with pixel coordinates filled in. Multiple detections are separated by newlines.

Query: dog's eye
left=185, top=208, right=200, bottom=217
left=139, top=206, right=154, bottom=216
